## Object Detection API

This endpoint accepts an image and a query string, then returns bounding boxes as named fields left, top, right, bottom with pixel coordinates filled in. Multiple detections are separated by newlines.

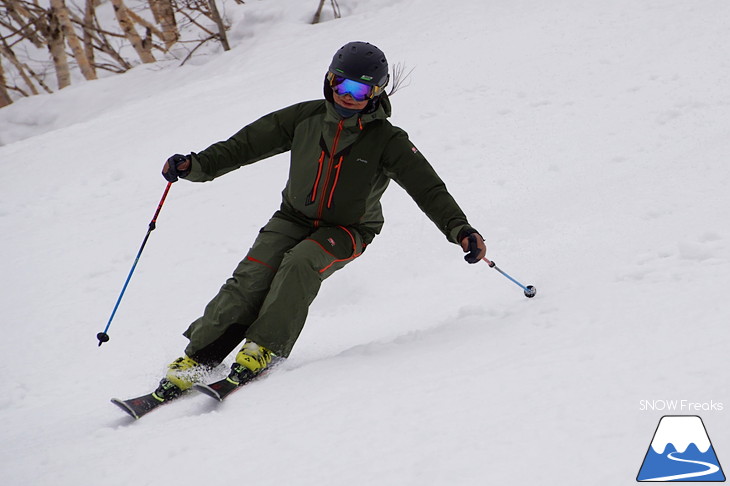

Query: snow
left=1, top=0, right=729, bottom=484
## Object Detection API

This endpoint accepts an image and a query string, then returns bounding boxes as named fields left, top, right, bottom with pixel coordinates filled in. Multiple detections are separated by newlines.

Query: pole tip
left=524, top=286, right=537, bottom=298
left=97, top=332, right=110, bottom=346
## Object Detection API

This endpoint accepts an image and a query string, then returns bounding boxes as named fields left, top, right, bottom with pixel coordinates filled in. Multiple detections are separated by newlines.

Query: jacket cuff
left=183, top=152, right=214, bottom=182
left=456, top=226, right=480, bottom=243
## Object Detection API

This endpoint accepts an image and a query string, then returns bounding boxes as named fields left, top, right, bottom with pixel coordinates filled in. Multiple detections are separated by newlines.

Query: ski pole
left=97, top=182, right=173, bottom=346
left=482, top=257, right=536, bottom=298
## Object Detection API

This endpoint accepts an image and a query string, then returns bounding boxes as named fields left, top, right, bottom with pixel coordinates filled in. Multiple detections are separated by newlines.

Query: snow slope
left=1, top=0, right=729, bottom=484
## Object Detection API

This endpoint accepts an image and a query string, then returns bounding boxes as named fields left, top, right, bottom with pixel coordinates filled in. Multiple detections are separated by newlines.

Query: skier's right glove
left=162, top=154, right=192, bottom=182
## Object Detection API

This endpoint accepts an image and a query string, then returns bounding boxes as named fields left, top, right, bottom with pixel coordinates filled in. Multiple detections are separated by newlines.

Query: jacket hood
left=377, top=92, right=392, bottom=117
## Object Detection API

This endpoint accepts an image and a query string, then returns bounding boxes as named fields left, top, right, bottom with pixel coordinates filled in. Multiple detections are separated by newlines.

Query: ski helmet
left=328, top=41, right=389, bottom=89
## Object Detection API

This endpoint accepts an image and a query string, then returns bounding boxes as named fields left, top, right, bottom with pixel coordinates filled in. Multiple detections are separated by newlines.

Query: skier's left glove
left=459, top=229, right=487, bottom=264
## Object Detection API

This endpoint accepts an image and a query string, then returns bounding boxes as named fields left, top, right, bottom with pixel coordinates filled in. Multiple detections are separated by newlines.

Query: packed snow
left=1, top=0, right=728, bottom=484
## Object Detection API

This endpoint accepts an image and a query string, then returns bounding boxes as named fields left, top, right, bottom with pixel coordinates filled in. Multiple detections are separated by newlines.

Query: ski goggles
left=327, top=72, right=384, bottom=101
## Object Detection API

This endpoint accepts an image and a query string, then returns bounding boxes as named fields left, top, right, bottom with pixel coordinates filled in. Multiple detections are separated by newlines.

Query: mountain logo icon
left=637, top=415, right=726, bottom=482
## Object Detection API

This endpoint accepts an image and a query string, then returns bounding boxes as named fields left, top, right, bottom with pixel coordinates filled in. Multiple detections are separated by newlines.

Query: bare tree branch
left=179, top=33, right=215, bottom=66
left=175, top=7, right=215, bottom=37
left=0, top=37, right=42, bottom=95
left=4, top=0, right=45, bottom=47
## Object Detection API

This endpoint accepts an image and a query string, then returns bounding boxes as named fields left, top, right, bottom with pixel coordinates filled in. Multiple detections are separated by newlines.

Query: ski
left=111, top=393, right=167, bottom=420
left=111, top=379, right=184, bottom=420
left=194, top=376, right=246, bottom=401
left=113, top=359, right=284, bottom=418
left=194, top=358, right=283, bottom=402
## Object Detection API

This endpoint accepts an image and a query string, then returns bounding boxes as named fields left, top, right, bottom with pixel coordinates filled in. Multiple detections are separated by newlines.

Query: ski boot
left=164, top=355, right=207, bottom=392
left=228, top=340, right=274, bottom=385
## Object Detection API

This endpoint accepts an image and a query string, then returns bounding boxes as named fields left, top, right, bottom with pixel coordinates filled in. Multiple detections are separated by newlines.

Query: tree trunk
left=0, top=59, right=14, bottom=108
left=312, top=0, right=326, bottom=24
left=110, top=0, right=156, bottom=64
left=149, top=0, right=179, bottom=50
left=82, top=0, right=97, bottom=71
left=50, top=0, right=97, bottom=81
left=46, top=8, right=72, bottom=89
left=312, top=0, right=340, bottom=24
left=126, top=8, right=165, bottom=43
left=207, top=0, right=230, bottom=51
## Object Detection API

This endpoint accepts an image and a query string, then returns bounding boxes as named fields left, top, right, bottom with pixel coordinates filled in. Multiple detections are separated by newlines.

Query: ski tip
left=193, top=384, right=223, bottom=402
left=111, top=398, right=141, bottom=420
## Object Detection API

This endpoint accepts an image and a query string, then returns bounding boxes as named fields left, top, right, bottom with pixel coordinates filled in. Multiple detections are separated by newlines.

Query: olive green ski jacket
left=184, top=94, right=475, bottom=245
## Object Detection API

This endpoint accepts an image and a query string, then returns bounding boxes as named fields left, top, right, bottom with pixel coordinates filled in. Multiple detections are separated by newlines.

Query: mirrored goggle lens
left=330, top=76, right=374, bottom=101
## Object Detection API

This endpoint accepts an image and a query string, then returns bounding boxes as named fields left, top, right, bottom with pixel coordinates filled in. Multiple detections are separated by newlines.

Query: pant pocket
left=307, top=225, right=363, bottom=261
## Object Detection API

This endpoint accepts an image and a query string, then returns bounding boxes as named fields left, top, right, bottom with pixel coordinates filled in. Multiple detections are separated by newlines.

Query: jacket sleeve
left=184, top=103, right=306, bottom=182
left=381, top=128, right=476, bottom=243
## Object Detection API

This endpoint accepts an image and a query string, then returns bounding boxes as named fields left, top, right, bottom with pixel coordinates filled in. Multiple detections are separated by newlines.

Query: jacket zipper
left=327, top=156, right=343, bottom=209
left=328, top=116, right=361, bottom=208
left=315, top=119, right=344, bottom=225
left=310, top=150, right=325, bottom=203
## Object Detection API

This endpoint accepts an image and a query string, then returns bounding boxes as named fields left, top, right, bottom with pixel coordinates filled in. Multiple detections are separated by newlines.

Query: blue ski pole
left=482, top=257, right=536, bottom=298
left=97, top=182, right=173, bottom=346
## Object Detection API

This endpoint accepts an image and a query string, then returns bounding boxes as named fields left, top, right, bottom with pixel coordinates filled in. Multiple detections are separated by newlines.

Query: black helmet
left=329, top=41, right=389, bottom=88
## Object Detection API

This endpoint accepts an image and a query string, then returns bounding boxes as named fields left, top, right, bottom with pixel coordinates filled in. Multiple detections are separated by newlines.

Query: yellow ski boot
left=164, top=355, right=204, bottom=392
left=229, top=341, right=273, bottom=384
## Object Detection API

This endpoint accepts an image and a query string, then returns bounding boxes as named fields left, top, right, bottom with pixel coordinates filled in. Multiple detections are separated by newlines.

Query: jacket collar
left=324, top=92, right=391, bottom=128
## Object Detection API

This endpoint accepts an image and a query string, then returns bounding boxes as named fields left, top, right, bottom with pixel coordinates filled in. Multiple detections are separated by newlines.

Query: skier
left=157, top=41, right=487, bottom=398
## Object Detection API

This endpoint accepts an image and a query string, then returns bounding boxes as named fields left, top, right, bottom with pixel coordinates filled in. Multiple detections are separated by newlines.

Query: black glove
left=162, top=154, right=191, bottom=182
left=459, top=229, right=487, bottom=264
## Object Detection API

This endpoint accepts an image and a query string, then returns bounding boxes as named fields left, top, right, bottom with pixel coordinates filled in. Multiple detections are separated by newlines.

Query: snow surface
left=1, top=0, right=729, bottom=484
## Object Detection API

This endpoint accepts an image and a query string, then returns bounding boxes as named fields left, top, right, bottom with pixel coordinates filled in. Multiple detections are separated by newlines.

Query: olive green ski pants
left=182, top=216, right=364, bottom=363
